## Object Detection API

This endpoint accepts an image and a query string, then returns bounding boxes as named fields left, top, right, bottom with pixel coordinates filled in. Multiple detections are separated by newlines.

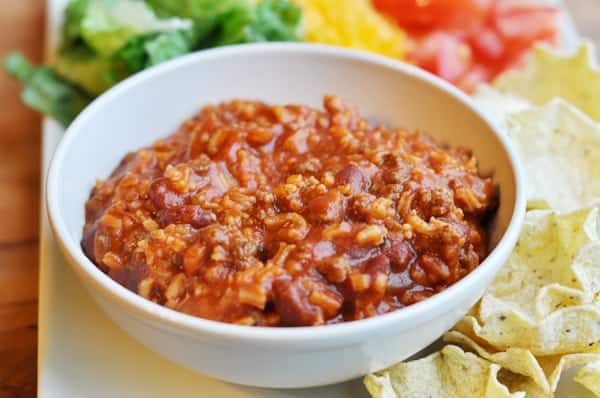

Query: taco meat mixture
left=82, top=96, right=497, bottom=326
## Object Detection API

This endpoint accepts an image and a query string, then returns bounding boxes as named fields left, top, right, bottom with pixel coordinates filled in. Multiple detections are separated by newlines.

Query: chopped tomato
left=380, top=0, right=560, bottom=92
left=493, top=5, right=559, bottom=71
left=467, top=27, right=504, bottom=61
left=502, top=46, right=535, bottom=71
left=493, top=6, right=559, bottom=43
left=410, top=32, right=472, bottom=82
left=373, top=0, right=491, bottom=30
left=456, top=65, right=493, bottom=93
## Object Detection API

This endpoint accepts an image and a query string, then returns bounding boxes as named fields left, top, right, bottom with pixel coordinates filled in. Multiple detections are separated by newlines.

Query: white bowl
left=47, top=43, right=525, bottom=388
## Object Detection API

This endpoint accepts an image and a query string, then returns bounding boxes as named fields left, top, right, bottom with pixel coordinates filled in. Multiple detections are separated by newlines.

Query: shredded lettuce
left=54, top=46, right=112, bottom=95
left=146, top=0, right=303, bottom=46
left=144, top=0, right=243, bottom=22
left=109, top=29, right=194, bottom=81
left=216, top=0, right=302, bottom=45
left=4, top=53, right=92, bottom=126
left=145, top=30, right=193, bottom=65
left=76, top=0, right=192, bottom=56
left=145, top=0, right=250, bottom=46
left=63, top=0, right=91, bottom=47
left=5, top=0, right=304, bottom=125
left=242, top=0, right=303, bottom=43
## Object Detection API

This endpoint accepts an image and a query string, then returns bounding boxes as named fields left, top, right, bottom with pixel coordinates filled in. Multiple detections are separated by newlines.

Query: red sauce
left=82, top=96, right=497, bottom=326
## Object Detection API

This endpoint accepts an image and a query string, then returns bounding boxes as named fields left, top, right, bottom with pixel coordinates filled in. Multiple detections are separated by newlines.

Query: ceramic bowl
left=47, top=43, right=525, bottom=388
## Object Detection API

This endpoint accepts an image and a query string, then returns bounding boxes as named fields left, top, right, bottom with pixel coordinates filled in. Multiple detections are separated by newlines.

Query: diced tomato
left=455, top=65, right=494, bottom=92
left=502, top=46, right=535, bottom=71
left=467, top=27, right=504, bottom=61
left=410, top=32, right=472, bottom=83
left=377, top=0, right=560, bottom=92
left=373, top=0, right=491, bottom=30
left=493, top=5, right=559, bottom=44
left=492, top=3, right=560, bottom=71
left=435, top=37, right=472, bottom=82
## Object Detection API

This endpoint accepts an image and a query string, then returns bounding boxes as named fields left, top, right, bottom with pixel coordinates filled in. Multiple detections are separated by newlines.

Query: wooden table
left=0, top=1, right=44, bottom=397
left=0, top=1, right=598, bottom=396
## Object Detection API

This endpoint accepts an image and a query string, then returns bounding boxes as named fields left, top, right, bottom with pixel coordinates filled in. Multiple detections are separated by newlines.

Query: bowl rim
left=47, top=42, right=526, bottom=344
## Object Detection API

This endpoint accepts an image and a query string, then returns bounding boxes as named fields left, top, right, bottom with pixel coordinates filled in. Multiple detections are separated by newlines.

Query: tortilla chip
left=586, top=341, right=600, bottom=354
left=363, top=345, right=525, bottom=398
left=538, top=353, right=600, bottom=392
left=366, top=208, right=600, bottom=397
left=364, top=372, right=397, bottom=398
left=459, top=208, right=600, bottom=355
left=444, top=331, right=550, bottom=393
left=574, top=360, right=600, bottom=396
left=474, top=44, right=600, bottom=213
left=505, top=100, right=600, bottom=212
left=494, top=43, right=600, bottom=122
left=447, top=330, right=600, bottom=394
left=365, top=42, right=600, bottom=398
left=472, top=86, right=533, bottom=127
left=495, top=372, right=550, bottom=398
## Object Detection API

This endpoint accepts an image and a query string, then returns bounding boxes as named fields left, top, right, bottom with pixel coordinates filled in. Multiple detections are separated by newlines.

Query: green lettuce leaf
left=217, top=0, right=303, bottom=45
left=110, top=0, right=302, bottom=78
left=145, top=29, right=194, bottom=65
left=236, top=0, right=303, bottom=43
left=4, top=53, right=93, bottom=126
left=211, top=2, right=254, bottom=46
left=54, top=46, right=112, bottom=95
left=146, top=0, right=303, bottom=46
left=109, top=28, right=194, bottom=81
left=5, top=0, right=304, bottom=124
left=145, top=0, right=242, bottom=21
left=107, top=34, right=151, bottom=82
left=66, top=0, right=192, bottom=56
left=146, top=0, right=243, bottom=44
left=63, top=0, right=91, bottom=47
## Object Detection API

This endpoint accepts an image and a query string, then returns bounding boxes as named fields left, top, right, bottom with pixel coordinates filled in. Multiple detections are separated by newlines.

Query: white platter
left=37, top=0, right=591, bottom=396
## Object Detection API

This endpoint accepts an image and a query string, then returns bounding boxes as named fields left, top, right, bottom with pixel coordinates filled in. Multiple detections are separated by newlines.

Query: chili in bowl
left=47, top=43, right=525, bottom=388
left=82, top=95, right=497, bottom=327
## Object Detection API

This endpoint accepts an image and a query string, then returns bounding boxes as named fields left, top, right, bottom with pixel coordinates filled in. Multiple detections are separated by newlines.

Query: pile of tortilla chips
left=364, top=43, right=600, bottom=398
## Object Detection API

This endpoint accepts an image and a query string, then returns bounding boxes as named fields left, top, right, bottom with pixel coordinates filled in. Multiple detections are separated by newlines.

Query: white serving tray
left=37, top=1, right=590, bottom=396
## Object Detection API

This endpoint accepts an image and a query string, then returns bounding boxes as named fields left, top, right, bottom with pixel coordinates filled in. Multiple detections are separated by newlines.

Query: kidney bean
left=306, top=191, right=344, bottom=223
left=148, top=177, right=185, bottom=208
left=272, top=279, right=322, bottom=326
left=384, top=238, right=416, bottom=272
left=81, top=224, right=97, bottom=261
left=364, top=254, right=390, bottom=275
left=335, top=165, right=369, bottom=193
left=157, top=205, right=216, bottom=229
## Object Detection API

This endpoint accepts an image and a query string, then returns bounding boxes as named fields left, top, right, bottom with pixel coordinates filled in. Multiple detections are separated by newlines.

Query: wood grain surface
left=0, top=1, right=597, bottom=397
left=0, top=1, right=44, bottom=397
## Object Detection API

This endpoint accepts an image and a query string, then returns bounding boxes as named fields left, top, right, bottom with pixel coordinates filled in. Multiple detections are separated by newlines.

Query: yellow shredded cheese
left=293, top=0, right=406, bottom=59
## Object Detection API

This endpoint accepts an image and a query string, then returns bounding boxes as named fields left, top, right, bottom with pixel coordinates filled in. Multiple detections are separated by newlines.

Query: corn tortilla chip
left=495, top=372, right=549, bottom=398
left=538, top=354, right=600, bottom=392
left=473, top=86, right=532, bottom=127
left=494, top=43, right=600, bottom=122
left=505, top=100, right=600, bottom=212
left=363, top=345, right=526, bottom=398
left=574, top=361, right=600, bottom=396
left=446, top=330, right=600, bottom=395
left=461, top=208, right=600, bottom=355
left=366, top=42, right=600, bottom=398
left=444, top=331, right=550, bottom=393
